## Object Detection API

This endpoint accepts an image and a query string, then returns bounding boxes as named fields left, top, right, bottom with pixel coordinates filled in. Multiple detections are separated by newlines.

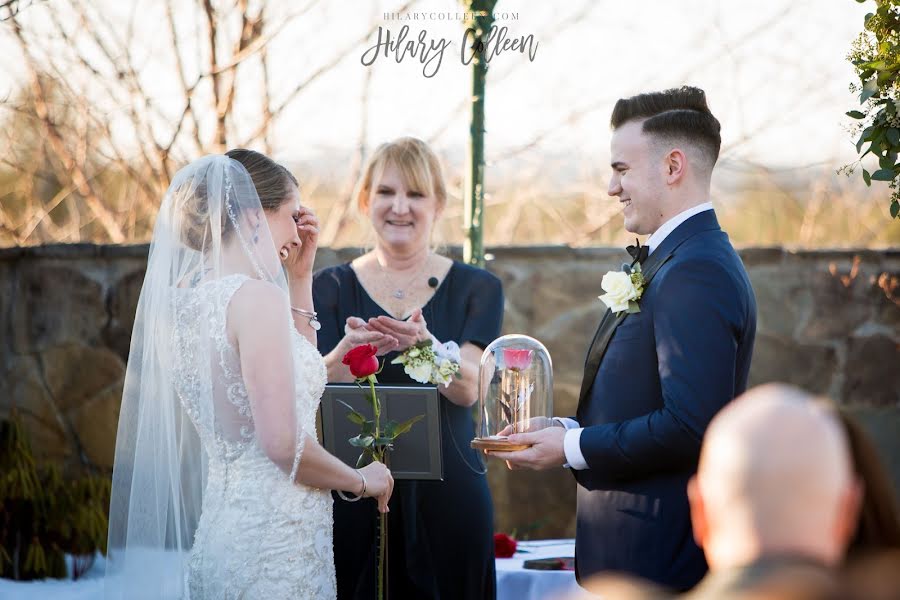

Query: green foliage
left=846, top=0, right=900, bottom=219
left=339, top=386, right=425, bottom=469
left=0, top=415, right=110, bottom=581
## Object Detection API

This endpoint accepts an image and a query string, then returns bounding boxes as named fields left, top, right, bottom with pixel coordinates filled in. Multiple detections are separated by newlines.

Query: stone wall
left=1, top=244, right=898, bottom=538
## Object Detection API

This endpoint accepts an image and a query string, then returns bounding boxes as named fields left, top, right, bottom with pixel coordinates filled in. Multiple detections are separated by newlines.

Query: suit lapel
left=576, top=210, right=722, bottom=409
left=577, top=252, right=671, bottom=407
left=577, top=309, right=626, bottom=407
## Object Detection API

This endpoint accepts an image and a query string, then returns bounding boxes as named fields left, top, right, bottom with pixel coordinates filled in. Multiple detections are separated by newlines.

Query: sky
left=264, top=0, right=871, bottom=169
left=0, top=0, right=877, bottom=177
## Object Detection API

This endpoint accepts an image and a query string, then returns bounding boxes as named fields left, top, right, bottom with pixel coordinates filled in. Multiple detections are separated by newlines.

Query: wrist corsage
left=391, top=339, right=461, bottom=387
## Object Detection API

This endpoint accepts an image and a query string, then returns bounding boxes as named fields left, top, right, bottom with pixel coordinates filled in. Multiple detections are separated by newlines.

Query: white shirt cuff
left=563, top=428, right=589, bottom=470
left=552, top=418, right=588, bottom=470
left=553, top=417, right=580, bottom=430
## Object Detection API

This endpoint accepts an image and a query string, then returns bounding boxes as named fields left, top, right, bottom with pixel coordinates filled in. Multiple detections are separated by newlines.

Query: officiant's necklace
left=376, top=253, right=432, bottom=300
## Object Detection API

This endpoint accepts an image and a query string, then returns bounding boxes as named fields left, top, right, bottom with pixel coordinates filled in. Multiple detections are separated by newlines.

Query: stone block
left=749, top=333, right=838, bottom=395
left=0, top=260, right=13, bottom=359
left=312, top=247, right=343, bottom=272
left=487, top=459, right=576, bottom=539
left=528, top=264, right=609, bottom=333
left=748, top=265, right=811, bottom=338
left=68, top=383, right=122, bottom=470
left=844, top=405, right=900, bottom=503
left=533, top=303, right=605, bottom=417
left=0, top=355, right=71, bottom=465
left=41, top=344, right=125, bottom=412
left=797, top=260, right=882, bottom=341
left=105, top=268, right=145, bottom=360
left=737, top=247, right=785, bottom=267
left=842, top=334, right=900, bottom=407
left=872, top=271, right=899, bottom=332
left=11, top=263, right=106, bottom=353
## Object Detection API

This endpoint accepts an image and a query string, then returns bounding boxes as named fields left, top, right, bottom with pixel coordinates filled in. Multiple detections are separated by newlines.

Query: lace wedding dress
left=105, top=155, right=335, bottom=599
left=173, top=274, right=336, bottom=599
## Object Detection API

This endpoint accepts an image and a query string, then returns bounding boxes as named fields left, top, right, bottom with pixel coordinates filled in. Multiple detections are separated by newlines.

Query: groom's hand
left=490, top=427, right=567, bottom=470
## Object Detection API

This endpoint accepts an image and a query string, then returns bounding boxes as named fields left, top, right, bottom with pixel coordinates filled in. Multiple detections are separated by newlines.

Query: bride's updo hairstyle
left=177, top=149, right=298, bottom=251
left=178, top=179, right=221, bottom=251
left=226, top=148, right=299, bottom=210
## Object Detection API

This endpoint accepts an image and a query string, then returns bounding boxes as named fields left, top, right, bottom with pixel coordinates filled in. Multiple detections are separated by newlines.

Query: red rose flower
left=493, top=533, right=517, bottom=558
left=342, top=344, right=379, bottom=379
left=503, top=348, right=533, bottom=372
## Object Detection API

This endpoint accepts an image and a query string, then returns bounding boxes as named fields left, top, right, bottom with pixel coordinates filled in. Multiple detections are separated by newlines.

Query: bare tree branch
left=202, top=0, right=226, bottom=150
left=320, top=57, right=373, bottom=246
left=487, top=2, right=798, bottom=164
left=9, top=14, right=125, bottom=242
left=0, top=0, right=41, bottom=22
left=207, top=0, right=320, bottom=75
left=217, top=0, right=261, bottom=146
left=427, top=0, right=597, bottom=144
left=240, top=0, right=419, bottom=147
left=165, top=0, right=204, bottom=155
left=259, top=37, right=273, bottom=155
left=63, top=1, right=167, bottom=185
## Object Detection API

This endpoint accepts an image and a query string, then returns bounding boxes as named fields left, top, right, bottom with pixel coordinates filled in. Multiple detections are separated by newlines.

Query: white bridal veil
left=104, top=155, right=299, bottom=598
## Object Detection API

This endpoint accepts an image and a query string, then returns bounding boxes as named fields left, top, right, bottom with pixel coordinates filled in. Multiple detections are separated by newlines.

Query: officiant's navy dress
left=313, top=261, right=502, bottom=600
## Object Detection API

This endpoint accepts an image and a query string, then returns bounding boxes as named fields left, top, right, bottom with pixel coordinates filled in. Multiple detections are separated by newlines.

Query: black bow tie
left=626, top=239, right=649, bottom=265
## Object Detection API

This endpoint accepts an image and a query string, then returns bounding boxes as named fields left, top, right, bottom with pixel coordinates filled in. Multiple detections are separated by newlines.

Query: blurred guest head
left=571, top=573, right=672, bottom=600
left=353, top=137, right=446, bottom=253
left=688, top=383, right=862, bottom=570
left=837, top=409, right=900, bottom=558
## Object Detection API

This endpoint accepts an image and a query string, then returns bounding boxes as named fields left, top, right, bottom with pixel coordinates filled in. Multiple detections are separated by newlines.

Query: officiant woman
left=313, top=137, right=503, bottom=599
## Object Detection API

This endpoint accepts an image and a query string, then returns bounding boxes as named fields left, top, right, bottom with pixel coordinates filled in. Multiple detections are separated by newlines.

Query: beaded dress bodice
left=171, top=274, right=335, bottom=599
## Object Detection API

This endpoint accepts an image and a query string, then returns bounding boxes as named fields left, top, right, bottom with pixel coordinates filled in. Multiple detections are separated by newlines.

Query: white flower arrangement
left=391, top=339, right=462, bottom=387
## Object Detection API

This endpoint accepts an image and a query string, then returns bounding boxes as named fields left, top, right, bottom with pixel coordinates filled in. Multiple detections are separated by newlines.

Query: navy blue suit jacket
left=573, top=210, right=757, bottom=590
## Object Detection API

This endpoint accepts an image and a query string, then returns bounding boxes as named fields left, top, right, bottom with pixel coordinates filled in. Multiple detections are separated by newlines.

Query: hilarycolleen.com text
left=361, top=24, right=538, bottom=78
left=383, top=11, right=520, bottom=22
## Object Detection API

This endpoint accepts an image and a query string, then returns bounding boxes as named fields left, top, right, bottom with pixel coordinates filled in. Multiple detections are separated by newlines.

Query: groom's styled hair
left=611, top=86, right=721, bottom=173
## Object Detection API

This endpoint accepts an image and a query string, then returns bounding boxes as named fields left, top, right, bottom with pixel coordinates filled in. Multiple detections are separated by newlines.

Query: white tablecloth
left=496, top=539, right=580, bottom=600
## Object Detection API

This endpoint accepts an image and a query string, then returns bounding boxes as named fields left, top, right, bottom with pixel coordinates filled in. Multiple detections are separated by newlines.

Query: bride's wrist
left=288, top=275, right=312, bottom=295
left=336, top=468, right=367, bottom=503
left=354, top=469, right=367, bottom=497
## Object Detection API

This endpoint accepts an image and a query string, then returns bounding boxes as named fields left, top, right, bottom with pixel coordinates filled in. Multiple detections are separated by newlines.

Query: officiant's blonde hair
left=354, top=137, right=447, bottom=213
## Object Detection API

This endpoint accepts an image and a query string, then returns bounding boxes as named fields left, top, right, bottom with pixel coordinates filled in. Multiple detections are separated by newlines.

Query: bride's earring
left=252, top=221, right=260, bottom=245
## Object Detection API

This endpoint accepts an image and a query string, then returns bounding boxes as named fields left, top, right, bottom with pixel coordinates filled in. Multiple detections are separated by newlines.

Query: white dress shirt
left=558, top=202, right=715, bottom=470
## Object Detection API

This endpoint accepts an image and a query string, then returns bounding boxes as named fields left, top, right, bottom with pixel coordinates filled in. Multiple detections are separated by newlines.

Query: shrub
left=0, top=415, right=110, bottom=580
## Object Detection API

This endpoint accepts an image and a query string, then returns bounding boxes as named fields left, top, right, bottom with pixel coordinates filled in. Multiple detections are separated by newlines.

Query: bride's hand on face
left=283, top=206, right=319, bottom=280
left=340, top=316, right=400, bottom=357
left=358, top=461, right=394, bottom=513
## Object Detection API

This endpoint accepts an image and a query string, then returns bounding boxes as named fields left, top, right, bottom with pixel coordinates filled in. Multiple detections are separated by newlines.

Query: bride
left=103, top=152, right=393, bottom=599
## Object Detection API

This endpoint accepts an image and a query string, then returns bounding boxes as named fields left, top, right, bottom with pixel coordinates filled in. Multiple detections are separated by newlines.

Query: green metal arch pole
left=462, top=1, right=496, bottom=268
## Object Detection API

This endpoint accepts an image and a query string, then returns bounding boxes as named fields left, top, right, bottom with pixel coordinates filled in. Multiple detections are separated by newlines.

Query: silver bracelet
left=337, top=469, right=366, bottom=502
left=291, top=306, right=321, bottom=331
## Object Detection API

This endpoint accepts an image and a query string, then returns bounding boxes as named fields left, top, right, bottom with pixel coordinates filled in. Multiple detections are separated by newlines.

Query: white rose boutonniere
left=598, top=262, right=645, bottom=316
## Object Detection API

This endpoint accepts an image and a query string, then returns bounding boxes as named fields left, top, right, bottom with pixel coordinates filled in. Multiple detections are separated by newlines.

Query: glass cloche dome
left=471, top=334, right=553, bottom=452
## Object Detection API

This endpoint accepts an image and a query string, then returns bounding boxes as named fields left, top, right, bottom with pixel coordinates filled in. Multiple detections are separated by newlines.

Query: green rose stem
left=367, top=374, right=388, bottom=600
left=344, top=344, right=425, bottom=600
left=369, top=376, right=381, bottom=442
left=512, top=370, right=521, bottom=434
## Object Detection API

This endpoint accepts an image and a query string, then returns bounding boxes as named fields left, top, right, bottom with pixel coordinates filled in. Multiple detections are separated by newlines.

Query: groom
left=493, top=87, right=757, bottom=591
